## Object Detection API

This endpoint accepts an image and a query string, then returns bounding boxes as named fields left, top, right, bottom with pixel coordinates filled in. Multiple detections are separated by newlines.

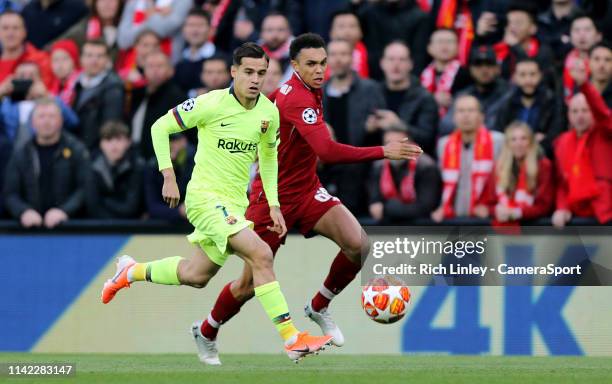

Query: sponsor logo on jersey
left=302, top=108, right=317, bottom=124
left=225, top=215, right=238, bottom=225
left=217, top=138, right=258, bottom=154
left=261, top=120, right=270, bottom=133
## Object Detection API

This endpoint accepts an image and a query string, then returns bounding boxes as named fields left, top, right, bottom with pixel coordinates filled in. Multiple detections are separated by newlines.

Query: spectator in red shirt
left=368, top=127, right=441, bottom=224
left=58, top=0, right=125, bottom=63
left=421, top=28, right=472, bottom=116
left=327, top=10, right=369, bottom=79
left=553, top=60, right=612, bottom=227
left=563, top=15, right=601, bottom=100
left=117, top=29, right=161, bottom=91
left=49, top=39, right=81, bottom=107
left=259, top=12, right=293, bottom=84
left=492, top=3, right=553, bottom=80
left=432, top=94, right=504, bottom=222
left=0, top=11, right=53, bottom=89
left=476, top=121, right=554, bottom=224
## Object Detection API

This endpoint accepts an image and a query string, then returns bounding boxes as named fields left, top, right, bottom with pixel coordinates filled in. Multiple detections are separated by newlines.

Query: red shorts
left=246, top=185, right=342, bottom=255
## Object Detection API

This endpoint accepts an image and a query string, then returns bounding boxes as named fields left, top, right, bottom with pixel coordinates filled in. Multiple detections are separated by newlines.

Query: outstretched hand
left=383, top=138, right=423, bottom=160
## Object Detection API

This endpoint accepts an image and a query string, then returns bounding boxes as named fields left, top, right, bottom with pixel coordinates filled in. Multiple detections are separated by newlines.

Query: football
left=361, top=277, right=411, bottom=324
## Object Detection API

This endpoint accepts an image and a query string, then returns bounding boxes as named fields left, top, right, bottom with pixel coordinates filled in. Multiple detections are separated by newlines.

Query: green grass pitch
left=1, top=353, right=611, bottom=384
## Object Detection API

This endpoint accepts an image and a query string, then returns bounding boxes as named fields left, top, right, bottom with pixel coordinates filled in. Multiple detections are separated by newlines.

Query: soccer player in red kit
left=191, top=33, right=422, bottom=364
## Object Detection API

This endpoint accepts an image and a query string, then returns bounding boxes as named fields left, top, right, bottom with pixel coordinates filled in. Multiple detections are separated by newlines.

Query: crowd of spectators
left=1, top=0, right=611, bottom=229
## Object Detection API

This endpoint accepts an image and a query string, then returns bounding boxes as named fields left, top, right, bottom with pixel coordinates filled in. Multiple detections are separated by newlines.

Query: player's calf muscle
left=230, top=277, right=256, bottom=301
left=177, top=256, right=217, bottom=288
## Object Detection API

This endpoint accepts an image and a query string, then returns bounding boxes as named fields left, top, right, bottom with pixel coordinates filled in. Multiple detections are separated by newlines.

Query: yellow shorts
left=185, top=193, right=252, bottom=266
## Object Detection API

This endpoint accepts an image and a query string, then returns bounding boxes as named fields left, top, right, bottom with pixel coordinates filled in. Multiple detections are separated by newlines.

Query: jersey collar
left=291, top=72, right=323, bottom=98
left=229, top=85, right=260, bottom=109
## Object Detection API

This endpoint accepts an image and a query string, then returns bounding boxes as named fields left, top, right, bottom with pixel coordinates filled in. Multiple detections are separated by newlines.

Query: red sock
left=200, top=282, right=245, bottom=340
left=311, top=251, right=361, bottom=312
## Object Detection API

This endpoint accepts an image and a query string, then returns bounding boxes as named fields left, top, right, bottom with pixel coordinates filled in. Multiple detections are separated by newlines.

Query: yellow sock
left=254, top=281, right=299, bottom=341
left=128, top=263, right=147, bottom=282
left=127, top=257, right=183, bottom=285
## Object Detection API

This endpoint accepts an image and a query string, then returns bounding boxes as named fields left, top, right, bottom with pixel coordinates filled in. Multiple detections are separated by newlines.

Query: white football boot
left=304, top=302, right=345, bottom=347
left=191, top=321, right=221, bottom=365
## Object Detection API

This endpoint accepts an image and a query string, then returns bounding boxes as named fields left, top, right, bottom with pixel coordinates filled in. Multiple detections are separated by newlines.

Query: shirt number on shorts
left=314, top=187, right=339, bottom=203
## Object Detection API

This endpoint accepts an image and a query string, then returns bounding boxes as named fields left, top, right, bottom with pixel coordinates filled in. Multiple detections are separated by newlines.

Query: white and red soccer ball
left=361, top=277, right=411, bottom=324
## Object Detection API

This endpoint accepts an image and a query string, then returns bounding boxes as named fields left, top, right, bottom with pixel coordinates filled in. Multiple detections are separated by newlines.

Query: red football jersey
left=250, top=73, right=384, bottom=204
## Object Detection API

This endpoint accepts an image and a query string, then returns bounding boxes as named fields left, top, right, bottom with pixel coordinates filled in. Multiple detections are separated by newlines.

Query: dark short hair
left=186, top=8, right=211, bottom=24
left=330, top=9, right=359, bottom=24
left=290, top=33, right=326, bottom=60
left=263, top=11, right=289, bottom=23
left=135, top=29, right=160, bottom=45
left=91, top=0, right=124, bottom=26
left=100, top=121, right=130, bottom=140
left=515, top=57, right=541, bottom=71
left=570, top=13, right=600, bottom=32
left=232, top=42, right=269, bottom=66
left=327, top=38, right=352, bottom=50
left=430, top=27, right=458, bottom=40
left=383, top=39, right=411, bottom=58
left=589, top=40, right=611, bottom=55
left=0, top=9, right=23, bottom=21
left=83, top=38, right=109, bottom=56
left=204, top=54, right=230, bottom=70
left=507, top=1, right=537, bottom=24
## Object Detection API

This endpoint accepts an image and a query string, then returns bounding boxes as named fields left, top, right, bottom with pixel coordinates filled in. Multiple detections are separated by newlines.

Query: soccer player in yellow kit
left=100, top=43, right=332, bottom=362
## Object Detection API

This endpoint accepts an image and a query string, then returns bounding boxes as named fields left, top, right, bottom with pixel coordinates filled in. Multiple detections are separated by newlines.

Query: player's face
left=231, top=57, right=268, bottom=100
left=292, top=47, right=327, bottom=89
left=508, top=126, right=531, bottom=160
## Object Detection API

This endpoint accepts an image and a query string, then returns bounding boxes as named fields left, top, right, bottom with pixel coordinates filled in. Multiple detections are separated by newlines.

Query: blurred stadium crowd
left=0, top=0, right=611, bottom=229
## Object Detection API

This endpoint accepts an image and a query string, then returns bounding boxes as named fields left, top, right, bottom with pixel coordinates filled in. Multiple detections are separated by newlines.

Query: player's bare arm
left=161, top=168, right=180, bottom=208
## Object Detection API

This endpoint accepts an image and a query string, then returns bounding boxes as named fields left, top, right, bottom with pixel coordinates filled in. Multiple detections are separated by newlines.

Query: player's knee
left=248, top=245, right=274, bottom=272
left=343, top=233, right=369, bottom=262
